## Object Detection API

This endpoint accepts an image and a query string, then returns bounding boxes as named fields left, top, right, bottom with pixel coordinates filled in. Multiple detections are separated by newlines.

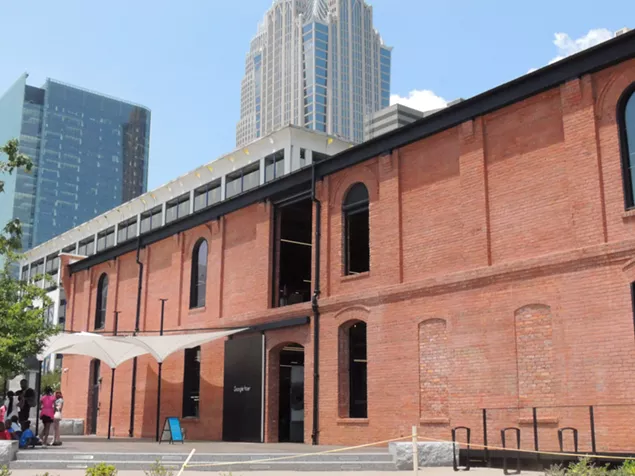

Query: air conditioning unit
left=615, top=27, right=631, bottom=37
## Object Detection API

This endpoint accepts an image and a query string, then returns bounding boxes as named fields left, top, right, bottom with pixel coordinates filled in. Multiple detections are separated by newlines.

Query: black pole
left=310, top=163, right=321, bottom=446
left=532, top=407, right=540, bottom=463
left=155, top=299, right=167, bottom=442
left=589, top=405, right=597, bottom=454
left=35, top=363, right=42, bottom=436
left=130, top=238, right=144, bottom=438
left=107, top=311, right=119, bottom=440
left=482, top=409, right=489, bottom=466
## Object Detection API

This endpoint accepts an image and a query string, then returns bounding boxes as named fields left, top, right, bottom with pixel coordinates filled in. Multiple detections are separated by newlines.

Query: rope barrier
left=178, top=429, right=635, bottom=471
left=184, top=434, right=412, bottom=468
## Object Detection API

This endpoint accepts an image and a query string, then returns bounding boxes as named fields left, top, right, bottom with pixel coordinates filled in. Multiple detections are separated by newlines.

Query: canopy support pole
left=155, top=299, right=167, bottom=442
left=107, top=311, right=120, bottom=440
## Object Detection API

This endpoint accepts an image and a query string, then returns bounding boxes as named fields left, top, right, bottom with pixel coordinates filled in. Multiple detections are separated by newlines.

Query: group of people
left=0, top=379, right=64, bottom=448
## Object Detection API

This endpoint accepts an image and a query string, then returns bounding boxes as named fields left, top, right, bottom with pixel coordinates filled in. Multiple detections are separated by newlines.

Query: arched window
left=94, top=274, right=108, bottom=330
left=190, top=239, right=208, bottom=309
left=619, top=85, right=635, bottom=208
left=343, top=183, right=370, bottom=275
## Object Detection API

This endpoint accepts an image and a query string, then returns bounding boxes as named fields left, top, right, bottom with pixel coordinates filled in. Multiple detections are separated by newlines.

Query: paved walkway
left=9, top=469, right=540, bottom=476
left=32, top=436, right=382, bottom=453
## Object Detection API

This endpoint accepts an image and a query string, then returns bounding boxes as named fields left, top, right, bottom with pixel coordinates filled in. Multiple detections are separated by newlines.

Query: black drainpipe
left=311, top=163, right=321, bottom=445
left=129, top=236, right=144, bottom=437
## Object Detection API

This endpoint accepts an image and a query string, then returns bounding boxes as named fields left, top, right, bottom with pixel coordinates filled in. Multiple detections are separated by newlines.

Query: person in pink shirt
left=0, top=397, right=6, bottom=424
left=39, top=387, right=56, bottom=446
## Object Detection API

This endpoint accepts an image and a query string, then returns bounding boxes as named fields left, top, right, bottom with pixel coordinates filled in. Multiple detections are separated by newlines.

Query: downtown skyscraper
left=236, top=0, right=391, bottom=147
left=0, top=74, right=150, bottom=250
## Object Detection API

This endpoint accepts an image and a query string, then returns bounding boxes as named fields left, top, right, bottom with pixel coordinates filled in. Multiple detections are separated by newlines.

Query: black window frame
left=343, top=183, right=370, bottom=275
left=618, top=82, right=635, bottom=209
left=190, top=239, right=208, bottom=309
left=265, top=149, right=285, bottom=182
left=95, top=273, right=108, bottom=330
left=225, top=163, right=260, bottom=199
left=78, top=237, right=95, bottom=257
left=349, top=321, right=368, bottom=418
left=182, top=346, right=201, bottom=418
left=96, top=227, right=115, bottom=252
left=166, top=193, right=191, bottom=223
left=194, top=180, right=221, bottom=211
left=62, top=244, right=77, bottom=254
left=140, top=206, right=162, bottom=234
left=117, top=217, right=138, bottom=244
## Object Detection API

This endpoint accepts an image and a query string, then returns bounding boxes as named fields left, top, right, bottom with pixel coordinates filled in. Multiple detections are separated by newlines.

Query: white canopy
left=39, top=332, right=150, bottom=369
left=107, top=328, right=247, bottom=363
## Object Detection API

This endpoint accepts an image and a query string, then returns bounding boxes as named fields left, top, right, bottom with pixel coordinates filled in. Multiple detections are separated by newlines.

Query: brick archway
left=265, top=342, right=305, bottom=443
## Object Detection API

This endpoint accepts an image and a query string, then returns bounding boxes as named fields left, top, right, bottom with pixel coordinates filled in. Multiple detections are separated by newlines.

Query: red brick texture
left=60, top=59, right=635, bottom=451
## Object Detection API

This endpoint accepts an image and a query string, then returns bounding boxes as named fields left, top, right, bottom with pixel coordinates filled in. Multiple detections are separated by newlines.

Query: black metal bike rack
left=501, top=427, right=521, bottom=475
left=452, top=426, right=471, bottom=471
left=558, top=427, right=579, bottom=454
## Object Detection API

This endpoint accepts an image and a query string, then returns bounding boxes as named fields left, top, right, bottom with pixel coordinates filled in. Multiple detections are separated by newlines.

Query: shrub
left=0, top=465, right=10, bottom=476
left=85, top=462, right=118, bottom=476
left=144, top=459, right=174, bottom=476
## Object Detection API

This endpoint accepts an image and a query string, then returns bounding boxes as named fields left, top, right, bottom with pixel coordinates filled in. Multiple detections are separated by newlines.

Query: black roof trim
left=70, top=30, right=635, bottom=275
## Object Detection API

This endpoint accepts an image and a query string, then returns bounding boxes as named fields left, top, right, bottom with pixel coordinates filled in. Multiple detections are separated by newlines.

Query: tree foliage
left=0, top=138, right=57, bottom=378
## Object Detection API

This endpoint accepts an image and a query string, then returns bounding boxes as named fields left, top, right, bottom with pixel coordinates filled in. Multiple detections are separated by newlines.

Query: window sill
left=188, top=307, right=207, bottom=315
left=341, top=271, right=370, bottom=282
left=337, top=418, right=369, bottom=426
left=181, top=417, right=200, bottom=422
left=420, top=417, right=450, bottom=425
left=623, top=208, right=635, bottom=219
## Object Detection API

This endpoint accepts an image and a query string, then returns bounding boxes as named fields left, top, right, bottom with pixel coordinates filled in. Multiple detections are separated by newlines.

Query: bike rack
left=501, top=427, right=521, bottom=475
left=558, top=427, right=579, bottom=454
left=452, top=426, right=471, bottom=471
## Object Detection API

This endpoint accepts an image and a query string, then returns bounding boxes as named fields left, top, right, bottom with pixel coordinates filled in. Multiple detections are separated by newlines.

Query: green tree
left=0, top=138, right=57, bottom=379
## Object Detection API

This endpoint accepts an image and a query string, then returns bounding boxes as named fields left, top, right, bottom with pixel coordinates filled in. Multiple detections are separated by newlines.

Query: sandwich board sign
left=159, top=417, right=184, bottom=444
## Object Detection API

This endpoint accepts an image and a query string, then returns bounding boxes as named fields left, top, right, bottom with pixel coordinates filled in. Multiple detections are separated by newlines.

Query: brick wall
left=59, top=59, right=635, bottom=450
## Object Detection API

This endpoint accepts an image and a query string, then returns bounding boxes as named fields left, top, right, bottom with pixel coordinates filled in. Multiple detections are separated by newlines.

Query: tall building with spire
left=236, top=0, right=391, bottom=147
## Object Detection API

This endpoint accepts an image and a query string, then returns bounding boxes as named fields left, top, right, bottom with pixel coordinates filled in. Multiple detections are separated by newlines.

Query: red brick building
left=58, top=31, right=635, bottom=452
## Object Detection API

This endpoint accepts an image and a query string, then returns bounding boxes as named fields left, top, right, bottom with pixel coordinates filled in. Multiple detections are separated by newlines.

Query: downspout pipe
left=129, top=237, right=144, bottom=437
left=311, top=163, right=321, bottom=445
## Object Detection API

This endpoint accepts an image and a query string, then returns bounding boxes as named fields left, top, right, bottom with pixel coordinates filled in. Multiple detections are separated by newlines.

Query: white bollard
left=177, top=448, right=196, bottom=476
left=412, top=425, right=419, bottom=475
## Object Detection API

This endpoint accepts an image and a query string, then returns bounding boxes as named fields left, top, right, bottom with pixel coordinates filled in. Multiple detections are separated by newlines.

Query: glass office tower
left=0, top=74, right=151, bottom=250
left=236, top=0, right=391, bottom=147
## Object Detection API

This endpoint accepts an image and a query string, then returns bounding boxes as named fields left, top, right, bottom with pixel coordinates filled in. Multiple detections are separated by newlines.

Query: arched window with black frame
left=619, top=84, right=635, bottom=208
left=190, top=239, right=208, bottom=309
left=94, top=274, right=108, bottom=330
left=342, top=183, right=370, bottom=275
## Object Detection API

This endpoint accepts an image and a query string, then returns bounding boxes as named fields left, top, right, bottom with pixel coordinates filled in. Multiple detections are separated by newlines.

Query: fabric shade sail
left=107, top=328, right=247, bottom=363
left=39, top=332, right=150, bottom=369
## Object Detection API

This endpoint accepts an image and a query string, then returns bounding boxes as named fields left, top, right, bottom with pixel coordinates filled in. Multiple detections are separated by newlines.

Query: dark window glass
left=182, top=346, right=201, bottom=418
left=343, top=183, right=370, bottom=275
left=117, top=218, right=137, bottom=243
left=190, top=239, right=208, bottom=309
left=349, top=322, right=367, bottom=418
left=95, top=273, right=108, bottom=330
left=78, top=238, right=95, bottom=257
left=59, top=299, right=67, bottom=328
left=621, top=89, right=635, bottom=208
left=141, top=206, right=162, bottom=233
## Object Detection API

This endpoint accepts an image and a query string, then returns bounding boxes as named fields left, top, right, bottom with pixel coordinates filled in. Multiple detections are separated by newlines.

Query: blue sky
left=1, top=0, right=633, bottom=189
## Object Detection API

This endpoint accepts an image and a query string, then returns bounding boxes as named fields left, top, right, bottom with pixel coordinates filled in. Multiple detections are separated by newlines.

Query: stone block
left=58, top=418, right=85, bottom=435
left=389, top=441, right=456, bottom=470
left=0, top=440, right=18, bottom=466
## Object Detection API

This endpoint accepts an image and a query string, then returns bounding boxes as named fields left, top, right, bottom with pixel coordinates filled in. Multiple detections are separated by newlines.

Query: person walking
left=52, top=391, right=64, bottom=446
left=39, top=387, right=55, bottom=446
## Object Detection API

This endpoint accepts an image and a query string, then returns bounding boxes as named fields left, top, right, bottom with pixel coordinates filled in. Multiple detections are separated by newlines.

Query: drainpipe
left=129, top=237, right=144, bottom=437
left=311, top=163, right=321, bottom=445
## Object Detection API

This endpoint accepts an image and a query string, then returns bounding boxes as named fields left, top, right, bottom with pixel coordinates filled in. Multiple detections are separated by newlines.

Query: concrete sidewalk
left=9, top=469, right=540, bottom=476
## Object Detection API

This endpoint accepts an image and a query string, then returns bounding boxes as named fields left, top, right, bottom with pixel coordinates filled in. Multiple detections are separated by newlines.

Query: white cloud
left=529, top=28, right=614, bottom=73
left=390, top=89, right=447, bottom=113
